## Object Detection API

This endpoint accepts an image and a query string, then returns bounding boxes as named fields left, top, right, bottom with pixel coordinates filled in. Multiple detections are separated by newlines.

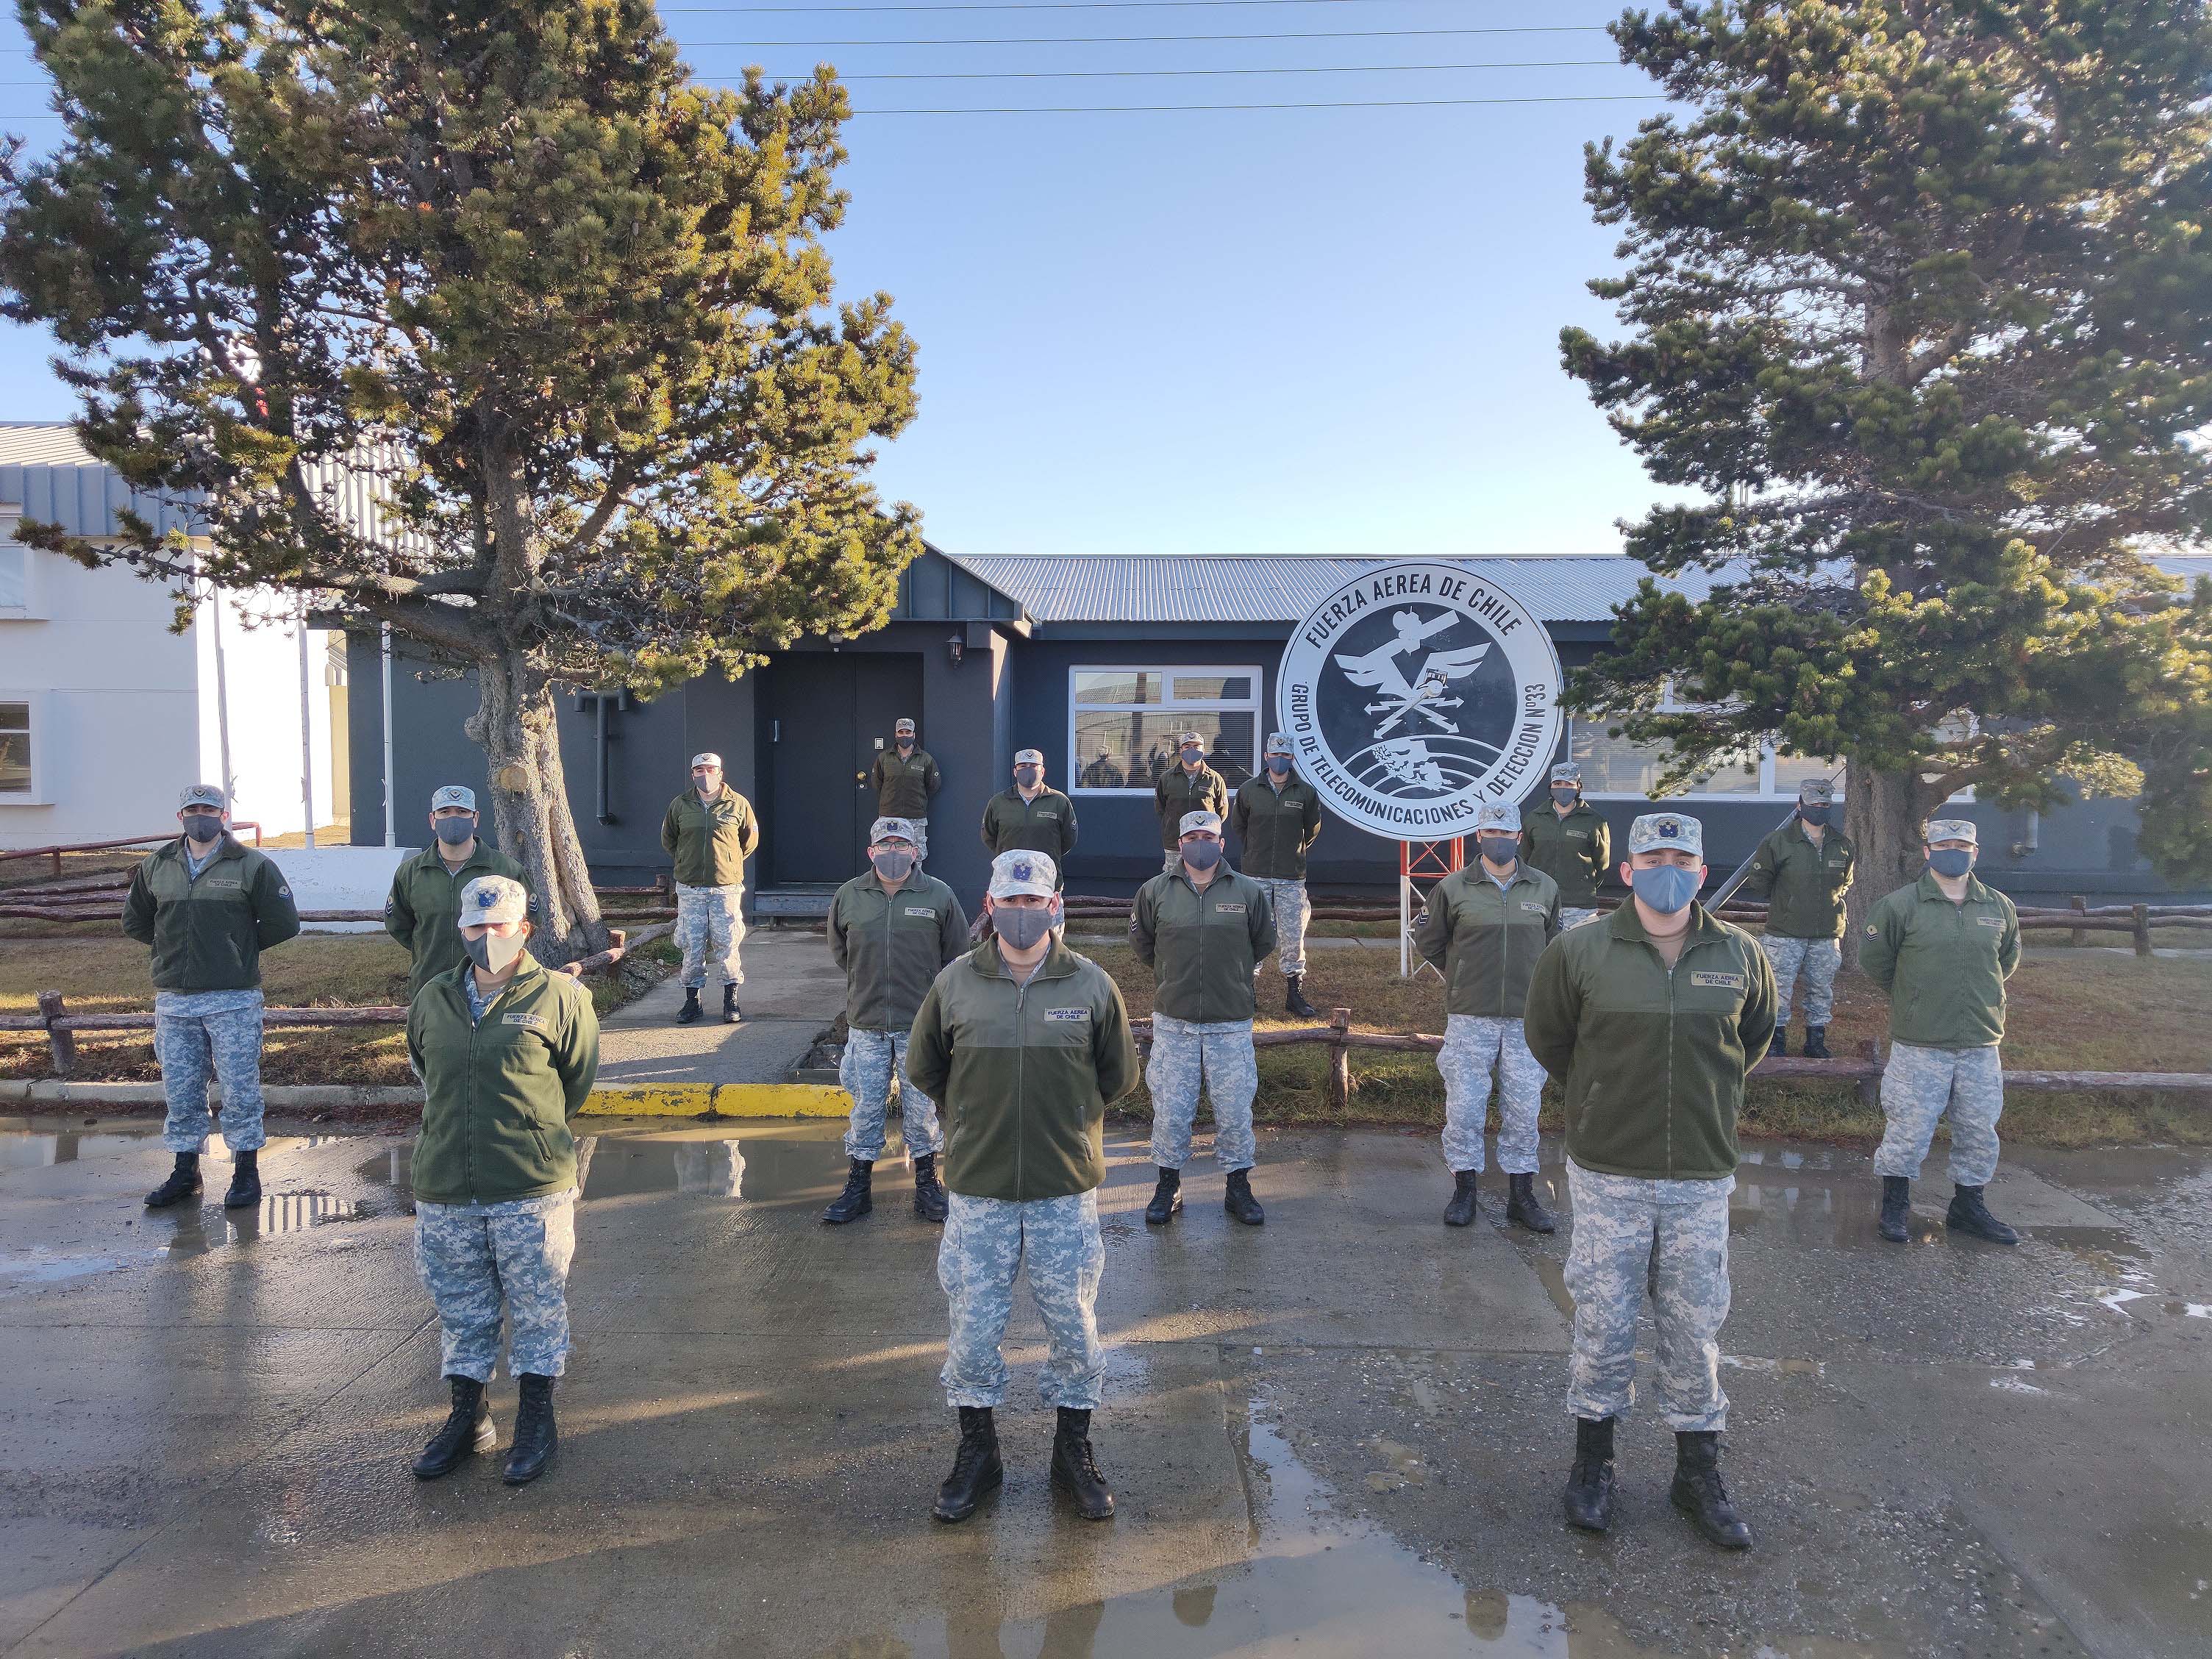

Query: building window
left=1569, top=693, right=1841, bottom=801
left=0, top=699, right=32, bottom=795
left=1069, top=666, right=1261, bottom=792
left=0, top=541, right=26, bottom=615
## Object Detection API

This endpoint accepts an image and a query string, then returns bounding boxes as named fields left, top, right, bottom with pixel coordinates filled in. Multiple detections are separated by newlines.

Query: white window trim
left=0, top=526, right=38, bottom=621
left=1067, top=663, right=1263, bottom=796
left=0, top=688, right=51, bottom=804
left=1570, top=711, right=1972, bottom=804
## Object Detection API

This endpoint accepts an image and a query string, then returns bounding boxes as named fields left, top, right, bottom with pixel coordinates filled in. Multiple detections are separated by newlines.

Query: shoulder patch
left=1690, top=970, right=1747, bottom=991
left=502, top=1012, right=551, bottom=1031
left=1866, top=923, right=1881, bottom=935
left=1044, top=1006, right=1089, bottom=1022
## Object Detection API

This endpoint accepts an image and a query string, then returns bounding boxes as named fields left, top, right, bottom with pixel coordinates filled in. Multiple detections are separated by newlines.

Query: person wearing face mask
left=1738, top=778, right=1854, bottom=1059
left=126, top=784, right=303, bottom=1211
left=1413, top=800, right=1560, bottom=1232
left=1520, top=762, right=1611, bottom=929
left=1858, top=819, right=2022, bottom=1246
left=404, top=875, right=599, bottom=1487
left=660, top=752, right=759, bottom=1026
left=905, top=850, right=1140, bottom=1525
left=871, top=718, right=941, bottom=865
left=1152, top=730, right=1230, bottom=874
left=384, top=785, right=533, bottom=999
left=1524, top=813, right=1775, bottom=1552
left=822, top=818, right=971, bottom=1225
left=1130, top=810, right=1278, bottom=1228
left=980, top=749, right=1077, bottom=888
left=1230, top=732, right=1325, bottom=1018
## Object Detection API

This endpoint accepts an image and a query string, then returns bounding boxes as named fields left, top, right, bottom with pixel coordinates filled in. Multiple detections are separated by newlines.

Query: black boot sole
left=1052, top=1467, right=1116, bottom=1520
left=914, top=1196, right=948, bottom=1223
left=821, top=1200, right=874, bottom=1225
left=144, top=1183, right=202, bottom=1209
left=1563, top=1504, right=1613, bottom=1534
left=1671, top=1483, right=1753, bottom=1549
left=932, top=1460, right=1003, bottom=1523
left=413, top=1417, right=496, bottom=1480
left=1946, top=1216, right=2019, bottom=1245
left=502, top=1451, right=554, bottom=1486
left=1443, top=1206, right=1477, bottom=1227
left=1508, top=1207, right=1557, bottom=1235
left=1144, top=1196, right=1182, bottom=1226
left=1878, top=1221, right=1908, bottom=1242
left=224, top=1184, right=261, bottom=1210
left=674, top=1010, right=702, bottom=1025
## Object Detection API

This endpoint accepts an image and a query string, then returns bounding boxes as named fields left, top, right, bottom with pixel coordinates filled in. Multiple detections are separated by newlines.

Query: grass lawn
left=1, top=932, right=679, bottom=1088
left=1080, top=937, right=2212, bottom=1151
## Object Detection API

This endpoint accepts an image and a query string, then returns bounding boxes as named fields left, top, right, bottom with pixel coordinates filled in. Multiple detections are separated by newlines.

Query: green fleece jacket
left=871, top=746, right=941, bottom=819
left=121, top=837, right=302, bottom=992
left=660, top=788, right=760, bottom=888
left=406, top=957, right=601, bottom=1205
left=1230, top=774, right=1324, bottom=880
left=1413, top=861, right=1561, bottom=1018
left=1524, top=902, right=1777, bottom=1181
left=1740, top=820, right=1856, bottom=940
left=1130, top=866, right=1279, bottom=1023
left=383, top=841, right=533, bottom=997
left=827, top=869, right=969, bottom=1032
left=905, top=939, right=1140, bottom=1201
left=980, top=786, right=1078, bottom=885
left=1858, top=872, right=2021, bottom=1049
left=1154, top=763, right=1230, bottom=850
left=1521, top=802, right=1611, bottom=907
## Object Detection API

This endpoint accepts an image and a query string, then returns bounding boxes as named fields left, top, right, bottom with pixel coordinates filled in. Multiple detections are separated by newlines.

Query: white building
left=0, top=423, right=345, bottom=849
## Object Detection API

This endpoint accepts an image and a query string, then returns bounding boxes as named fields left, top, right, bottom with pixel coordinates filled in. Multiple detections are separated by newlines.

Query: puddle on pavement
left=0, top=1130, right=168, bottom=1171
left=351, top=1130, right=859, bottom=1205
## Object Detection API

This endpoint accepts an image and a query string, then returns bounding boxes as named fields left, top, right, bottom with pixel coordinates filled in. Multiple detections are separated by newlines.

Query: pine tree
left=0, top=0, right=921, bottom=956
left=1560, top=0, right=2212, bottom=937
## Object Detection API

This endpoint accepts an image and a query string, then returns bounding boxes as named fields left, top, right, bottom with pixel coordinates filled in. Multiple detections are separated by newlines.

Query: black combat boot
left=1947, top=1183, right=2019, bottom=1245
left=1144, top=1167, right=1183, bottom=1226
left=933, top=1406, right=1003, bottom=1523
left=1506, top=1172, right=1556, bottom=1235
left=1443, top=1169, right=1479, bottom=1228
left=1224, top=1170, right=1266, bottom=1227
left=913, top=1152, right=949, bottom=1223
left=503, top=1374, right=558, bottom=1485
left=675, top=986, right=703, bottom=1024
left=1767, top=1025, right=1788, bottom=1059
left=223, top=1148, right=261, bottom=1210
left=1563, top=1416, right=1616, bottom=1533
left=412, top=1375, right=495, bottom=1480
left=1051, top=1407, right=1116, bottom=1520
left=1284, top=976, right=1319, bottom=1018
left=821, top=1158, right=874, bottom=1225
left=722, top=984, right=742, bottom=1024
left=1877, top=1175, right=1911, bottom=1243
left=144, top=1152, right=201, bottom=1209
left=1670, top=1430, right=1753, bottom=1549
left=1801, top=1024, right=1830, bottom=1060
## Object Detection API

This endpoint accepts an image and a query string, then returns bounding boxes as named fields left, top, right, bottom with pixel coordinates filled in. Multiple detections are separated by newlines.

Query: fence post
left=2133, top=904, right=2152, bottom=957
left=35, top=990, right=76, bottom=1078
left=1856, top=1040, right=1882, bottom=1113
left=2069, top=894, right=2086, bottom=949
left=1327, top=1007, right=1351, bottom=1114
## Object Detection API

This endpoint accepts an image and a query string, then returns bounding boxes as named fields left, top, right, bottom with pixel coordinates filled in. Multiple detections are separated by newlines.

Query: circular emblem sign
left=1277, top=561, right=1563, bottom=838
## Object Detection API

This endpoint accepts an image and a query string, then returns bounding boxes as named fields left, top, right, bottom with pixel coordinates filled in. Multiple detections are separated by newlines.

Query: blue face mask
left=1266, top=756, right=1291, bottom=777
left=1477, top=836, right=1519, bottom=868
left=1180, top=838, right=1224, bottom=871
left=1181, top=748, right=1203, bottom=768
left=433, top=816, right=476, bottom=846
left=1928, top=848, right=1974, bottom=878
left=1631, top=863, right=1701, bottom=915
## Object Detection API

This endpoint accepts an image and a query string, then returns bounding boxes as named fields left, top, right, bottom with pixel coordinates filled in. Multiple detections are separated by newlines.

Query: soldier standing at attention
left=980, top=749, right=1077, bottom=888
left=871, top=718, right=941, bottom=865
left=821, top=817, right=970, bottom=1227
left=406, top=875, right=599, bottom=1486
left=906, top=850, right=1140, bottom=1525
left=1153, top=731, right=1229, bottom=874
left=384, top=785, right=532, bottom=1000
left=1859, top=818, right=2022, bottom=1246
left=1738, top=777, right=1854, bottom=1058
left=1524, top=813, right=1774, bottom=1551
left=1230, top=732, right=1324, bottom=1018
left=128, top=785, right=302, bottom=1211
left=1413, top=800, right=1560, bottom=1232
left=660, top=752, right=758, bottom=1026
left=1131, top=810, right=1277, bottom=1229
left=1521, top=762, right=1610, bottom=929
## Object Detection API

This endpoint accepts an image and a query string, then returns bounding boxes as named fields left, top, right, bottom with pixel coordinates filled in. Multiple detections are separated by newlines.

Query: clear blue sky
left=0, top=1, right=1687, bottom=561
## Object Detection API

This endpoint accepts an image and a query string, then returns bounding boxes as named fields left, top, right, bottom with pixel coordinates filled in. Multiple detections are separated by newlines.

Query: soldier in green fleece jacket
left=1524, top=811, right=1774, bottom=1553
left=905, top=849, right=1139, bottom=1527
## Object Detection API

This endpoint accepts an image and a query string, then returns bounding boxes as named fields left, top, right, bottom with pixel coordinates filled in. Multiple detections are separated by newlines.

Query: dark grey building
left=347, top=548, right=2212, bottom=909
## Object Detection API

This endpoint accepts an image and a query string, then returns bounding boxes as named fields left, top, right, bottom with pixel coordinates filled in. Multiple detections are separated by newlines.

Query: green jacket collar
left=1915, top=868, right=1994, bottom=905
left=162, top=834, right=249, bottom=870
left=410, top=839, right=503, bottom=877
left=1167, top=865, right=1244, bottom=896
left=1471, top=859, right=1546, bottom=894
left=970, top=936, right=1082, bottom=983
left=435, top=952, right=549, bottom=1007
left=1608, top=898, right=1730, bottom=949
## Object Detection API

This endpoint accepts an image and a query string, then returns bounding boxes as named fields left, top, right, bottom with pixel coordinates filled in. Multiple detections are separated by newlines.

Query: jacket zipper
left=1013, top=974, right=1027, bottom=1197
left=1662, top=944, right=1678, bottom=1177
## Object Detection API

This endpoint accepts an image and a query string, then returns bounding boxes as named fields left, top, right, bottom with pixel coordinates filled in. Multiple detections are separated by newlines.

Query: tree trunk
left=471, top=651, right=609, bottom=962
left=1842, top=759, right=1941, bottom=968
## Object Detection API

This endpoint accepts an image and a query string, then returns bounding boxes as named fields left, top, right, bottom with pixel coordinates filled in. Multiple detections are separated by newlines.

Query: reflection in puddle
left=0, top=1132, right=166, bottom=1172
left=352, top=1130, right=857, bottom=1205
left=160, top=1191, right=364, bottom=1257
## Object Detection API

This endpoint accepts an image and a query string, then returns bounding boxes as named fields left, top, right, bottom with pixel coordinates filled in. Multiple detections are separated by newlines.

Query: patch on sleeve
left=1976, top=914, right=2005, bottom=928
left=1214, top=902, right=1247, bottom=915
left=904, top=905, right=938, bottom=918
left=503, top=1012, right=550, bottom=1031
left=1866, top=923, right=1881, bottom=935
left=1044, top=1006, right=1089, bottom=1022
left=1689, top=971, right=1747, bottom=991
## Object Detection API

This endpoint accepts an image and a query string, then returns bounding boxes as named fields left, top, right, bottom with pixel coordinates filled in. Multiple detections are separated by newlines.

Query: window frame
left=1066, top=663, right=1265, bottom=796
left=1569, top=706, right=1972, bottom=804
left=0, top=690, right=49, bottom=804
left=0, top=528, right=37, bottom=620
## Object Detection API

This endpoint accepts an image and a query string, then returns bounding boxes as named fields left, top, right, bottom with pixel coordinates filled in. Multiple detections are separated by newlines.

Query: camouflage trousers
left=1146, top=1014, right=1258, bottom=1174
left=152, top=989, right=268, bottom=1155
left=1437, top=1014, right=1544, bottom=1175
left=1559, top=907, right=1602, bottom=931
left=840, top=1027, right=942, bottom=1162
left=674, top=882, right=746, bottom=988
left=1563, top=1162, right=1734, bottom=1432
left=908, top=818, right=930, bottom=865
left=414, top=1187, right=578, bottom=1382
left=1759, top=933, right=1841, bottom=1027
left=938, top=1190, right=1105, bottom=1410
left=1874, top=1040, right=2005, bottom=1187
left=1249, top=877, right=1310, bottom=978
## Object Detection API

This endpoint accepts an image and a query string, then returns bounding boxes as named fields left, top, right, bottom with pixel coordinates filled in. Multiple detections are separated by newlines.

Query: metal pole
left=379, top=624, right=396, bottom=848
left=210, top=588, right=235, bottom=807
left=297, top=608, right=316, bottom=850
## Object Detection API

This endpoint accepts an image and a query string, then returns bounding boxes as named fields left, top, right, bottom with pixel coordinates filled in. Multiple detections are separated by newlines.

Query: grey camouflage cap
left=894, top=718, right=916, bottom=735
left=1550, top=763, right=1582, bottom=786
left=178, top=782, right=227, bottom=810
left=1264, top=732, right=1293, bottom=755
left=1179, top=810, right=1223, bottom=838
left=1924, top=818, right=1977, bottom=845
left=988, top=849, right=1057, bottom=899
left=1797, top=777, right=1835, bottom=805
left=457, top=874, right=529, bottom=927
left=1627, top=811, right=1703, bottom=856
left=430, top=784, right=477, bottom=813
left=1472, top=800, right=1522, bottom=835
left=869, top=816, right=918, bottom=846
left=1013, top=748, right=1045, bottom=768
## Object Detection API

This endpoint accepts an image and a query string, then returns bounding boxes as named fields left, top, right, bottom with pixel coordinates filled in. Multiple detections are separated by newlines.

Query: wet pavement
left=0, top=1116, right=2205, bottom=1658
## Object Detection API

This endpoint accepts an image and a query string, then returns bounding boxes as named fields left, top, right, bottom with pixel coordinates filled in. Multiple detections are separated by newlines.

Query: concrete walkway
left=593, top=928, right=845, bottom=1087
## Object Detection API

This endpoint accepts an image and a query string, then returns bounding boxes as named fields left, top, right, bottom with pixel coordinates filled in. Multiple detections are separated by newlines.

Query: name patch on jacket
left=1521, top=901, right=1546, bottom=913
left=1977, top=915, right=2005, bottom=928
left=1215, top=902, right=1246, bottom=914
left=904, top=905, right=936, bottom=918
left=1690, top=971, right=1747, bottom=991
left=204, top=877, right=242, bottom=890
left=502, top=1013, right=550, bottom=1031
left=1044, top=1007, right=1089, bottom=1022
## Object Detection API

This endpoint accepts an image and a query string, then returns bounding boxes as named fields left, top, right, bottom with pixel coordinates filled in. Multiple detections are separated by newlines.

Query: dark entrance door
left=764, top=653, right=924, bottom=884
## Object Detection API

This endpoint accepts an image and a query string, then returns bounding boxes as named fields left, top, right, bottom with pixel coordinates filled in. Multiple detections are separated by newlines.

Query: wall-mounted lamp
left=947, top=633, right=966, bottom=668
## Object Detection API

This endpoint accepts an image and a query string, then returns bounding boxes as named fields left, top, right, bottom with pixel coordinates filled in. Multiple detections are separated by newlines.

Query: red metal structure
left=1398, top=836, right=1465, bottom=978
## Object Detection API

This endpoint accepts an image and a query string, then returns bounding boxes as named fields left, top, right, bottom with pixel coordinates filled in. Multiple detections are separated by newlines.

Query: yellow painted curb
left=579, top=1083, right=853, bottom=1119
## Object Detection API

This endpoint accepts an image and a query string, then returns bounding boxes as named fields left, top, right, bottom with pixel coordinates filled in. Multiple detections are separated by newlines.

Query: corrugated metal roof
left=0, top=422, right=99, bottom=465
